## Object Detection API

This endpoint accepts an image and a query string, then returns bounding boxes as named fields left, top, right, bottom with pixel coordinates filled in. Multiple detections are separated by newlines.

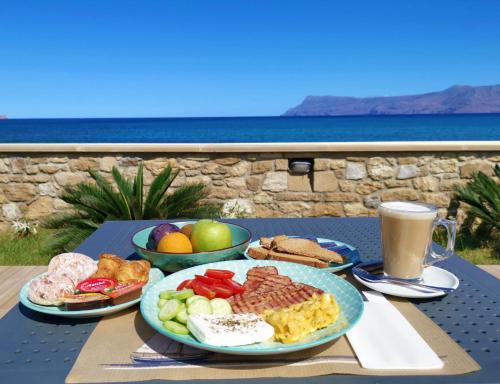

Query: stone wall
left=0, top=152, right=499, bottom=229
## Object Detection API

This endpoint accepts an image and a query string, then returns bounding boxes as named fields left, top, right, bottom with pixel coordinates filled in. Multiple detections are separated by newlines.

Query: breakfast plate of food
left=140, top=259, right=363, bottom=355
left=244, top=235, right=360, bottom=273
left=19, top=252, right=163, bottom=318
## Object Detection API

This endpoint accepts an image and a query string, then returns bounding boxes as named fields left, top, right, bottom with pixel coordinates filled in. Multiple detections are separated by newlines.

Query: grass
left=0, top=229, right=56, bottom=265
left=433, top=226, right=499, bottom=265
left=452, top=247, right=499, bottom=265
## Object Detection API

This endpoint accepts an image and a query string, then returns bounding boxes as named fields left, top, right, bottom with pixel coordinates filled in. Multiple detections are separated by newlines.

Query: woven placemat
left=66, top=295, right=479, bottom=383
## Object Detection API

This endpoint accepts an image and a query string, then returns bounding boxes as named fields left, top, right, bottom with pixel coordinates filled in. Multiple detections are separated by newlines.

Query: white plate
left=353, top=266, right=459, bottom=298
left=19, top=268, right=164, bottom=318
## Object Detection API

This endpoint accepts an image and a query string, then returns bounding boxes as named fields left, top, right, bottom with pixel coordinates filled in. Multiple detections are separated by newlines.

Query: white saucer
left=353, top=266, right=459, bottom=298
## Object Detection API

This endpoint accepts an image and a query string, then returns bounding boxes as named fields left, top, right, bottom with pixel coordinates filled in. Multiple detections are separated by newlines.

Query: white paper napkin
left=346, top=291, right=444, bottom=370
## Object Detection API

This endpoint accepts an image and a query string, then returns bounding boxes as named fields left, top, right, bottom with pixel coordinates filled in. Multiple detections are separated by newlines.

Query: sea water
left=0, top=114, right=499, bottom=143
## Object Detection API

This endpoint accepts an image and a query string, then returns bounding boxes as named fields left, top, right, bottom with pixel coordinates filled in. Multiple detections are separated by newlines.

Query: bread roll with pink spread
left=48, top=253, right=97, bottom=284
left=27, top=273, right=75, bottom=306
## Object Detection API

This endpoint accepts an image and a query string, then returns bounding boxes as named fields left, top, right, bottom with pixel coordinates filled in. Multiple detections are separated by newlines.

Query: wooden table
left=478, top=264, right=500, bottom=278
left=0, top=266, right=45, bottom=318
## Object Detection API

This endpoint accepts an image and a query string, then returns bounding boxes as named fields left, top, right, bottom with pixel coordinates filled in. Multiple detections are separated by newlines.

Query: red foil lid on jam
left=76, top=277, right=117, bottom=293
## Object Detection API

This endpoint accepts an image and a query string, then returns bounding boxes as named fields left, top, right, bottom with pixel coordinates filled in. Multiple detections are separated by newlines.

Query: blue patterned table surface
left=1, top=218, right=499, bottom=384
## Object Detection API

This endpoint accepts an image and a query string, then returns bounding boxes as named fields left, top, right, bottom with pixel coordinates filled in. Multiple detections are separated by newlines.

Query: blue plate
left=19, top=268, right=164, bottom=318
left=244, top=237, right=360, bottom=273
left=140, top=260, right=364, bottom=355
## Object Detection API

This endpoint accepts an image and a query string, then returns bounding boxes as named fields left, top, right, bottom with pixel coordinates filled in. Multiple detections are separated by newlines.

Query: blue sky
left=1, top=0, right=500, bottom=118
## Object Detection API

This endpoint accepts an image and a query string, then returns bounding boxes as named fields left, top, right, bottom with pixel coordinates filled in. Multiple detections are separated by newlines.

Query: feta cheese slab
left=187, top=313, right=275, bottom=347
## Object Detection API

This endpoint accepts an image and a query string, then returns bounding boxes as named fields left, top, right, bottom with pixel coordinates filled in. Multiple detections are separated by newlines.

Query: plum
left=147, top=223, right=180, bottom=250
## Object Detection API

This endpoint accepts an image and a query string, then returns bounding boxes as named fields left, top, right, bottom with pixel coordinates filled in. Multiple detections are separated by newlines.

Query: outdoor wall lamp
left=288, top=158, right=313, bottom=174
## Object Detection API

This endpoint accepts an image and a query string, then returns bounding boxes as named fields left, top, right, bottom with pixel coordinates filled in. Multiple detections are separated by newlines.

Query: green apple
left=190, top=220, right=232, bottom=252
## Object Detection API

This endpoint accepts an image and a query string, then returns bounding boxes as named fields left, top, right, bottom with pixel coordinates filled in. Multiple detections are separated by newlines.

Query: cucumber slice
left=158, top=299, right=182, bottom=321
left=210, top=298, right=232, bottom=315
left=187, top=298, right=212, bottom=315
left=163, top=320, right=189, bottom=335
left=159, top=290, right=177, bottom=300
left=176, top=307, right=188, bottom=324
left=173, top=289, right=194, bottom=301
left=157, top=298, right=167, bottom=308
left=186, top=295, right=209, bottom=306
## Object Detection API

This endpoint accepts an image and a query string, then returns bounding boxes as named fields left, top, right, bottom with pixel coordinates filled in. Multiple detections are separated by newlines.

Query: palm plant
left=44, top=163, right=220, bottom=253
left=454, top=164, right=500, bottom=257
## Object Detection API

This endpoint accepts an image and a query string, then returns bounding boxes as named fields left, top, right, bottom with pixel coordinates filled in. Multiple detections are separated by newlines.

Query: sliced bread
left=274, top=238, right=343, bottom=263
left=268, top=249, right=329, bottom=268
left=247, top=246, right=270, bottom=260
left=259, top=237, right=273, bottom=249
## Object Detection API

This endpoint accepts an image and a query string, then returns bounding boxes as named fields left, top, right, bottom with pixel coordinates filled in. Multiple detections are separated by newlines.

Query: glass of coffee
left=378, top=201, right=456, bottom=281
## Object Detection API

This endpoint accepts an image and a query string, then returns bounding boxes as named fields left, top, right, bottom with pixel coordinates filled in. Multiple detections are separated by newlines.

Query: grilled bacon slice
left=254, top=274, right=292, bottom=293
left=243, top=266, right=278, bottom=292
left=231, top=283, right=323, bottom=314
left=247, top=266, right=278, bottom=279
left=230, top=274, right=293, bottom=304
left=228, top=266, right=279, bottom=304
left=228, top=266, right=323, bottom=314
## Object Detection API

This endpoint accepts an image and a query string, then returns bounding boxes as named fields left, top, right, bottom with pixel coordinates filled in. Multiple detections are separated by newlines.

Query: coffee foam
left=378, top=201, right=436, bottom=220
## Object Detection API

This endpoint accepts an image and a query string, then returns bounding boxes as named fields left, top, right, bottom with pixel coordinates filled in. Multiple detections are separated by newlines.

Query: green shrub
left=44, top=163, right=220, bottom=253
left=454, top=164, right=500, bottom=258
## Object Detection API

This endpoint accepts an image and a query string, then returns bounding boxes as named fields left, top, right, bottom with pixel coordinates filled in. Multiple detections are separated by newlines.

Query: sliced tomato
left=220, top=278, right=245, bottom=294
left=205, top=269, right=235, bottom=279
left=192, top=280, right=216, bottom=299
left=211, top=283, right=233, bottom=298
left=195, top=274, right=221, bottom=286
left=176, top=279, right=193, bottom=291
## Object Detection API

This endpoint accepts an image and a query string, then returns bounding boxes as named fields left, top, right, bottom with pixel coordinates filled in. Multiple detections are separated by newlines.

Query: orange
left=157, top=232, right=193, bottom=253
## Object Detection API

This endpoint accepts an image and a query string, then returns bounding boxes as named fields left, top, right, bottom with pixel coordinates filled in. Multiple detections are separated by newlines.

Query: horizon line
left=3, top=111, right=500, bottom=120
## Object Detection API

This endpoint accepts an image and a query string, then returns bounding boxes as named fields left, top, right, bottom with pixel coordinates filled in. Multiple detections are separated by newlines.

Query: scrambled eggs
left=263, top=293, right=340, bottom=343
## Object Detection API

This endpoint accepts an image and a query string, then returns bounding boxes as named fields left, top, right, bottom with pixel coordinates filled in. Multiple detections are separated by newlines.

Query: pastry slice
left=116, top=260, right=151, bottom=283
left=93, top=253, right=124, bottom=280
left=274, top=238, right=344, bottom=263
left=268, top=250, right=329, bottom=268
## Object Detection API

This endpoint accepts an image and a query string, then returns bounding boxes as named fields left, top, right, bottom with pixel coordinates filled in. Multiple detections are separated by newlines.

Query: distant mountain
left=283, top=85, right=500, bottom=116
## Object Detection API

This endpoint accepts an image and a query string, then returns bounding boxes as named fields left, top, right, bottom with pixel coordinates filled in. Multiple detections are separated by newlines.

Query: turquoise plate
left=140, top=260, right=364, bottom=355
left=19, top=268, right=164, bottom=318
left=244, top=237, right=360, bottom=273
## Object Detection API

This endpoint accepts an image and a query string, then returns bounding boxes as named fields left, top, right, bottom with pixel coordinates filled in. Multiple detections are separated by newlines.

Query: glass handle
left=428, top=218, right=456, bottom=265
